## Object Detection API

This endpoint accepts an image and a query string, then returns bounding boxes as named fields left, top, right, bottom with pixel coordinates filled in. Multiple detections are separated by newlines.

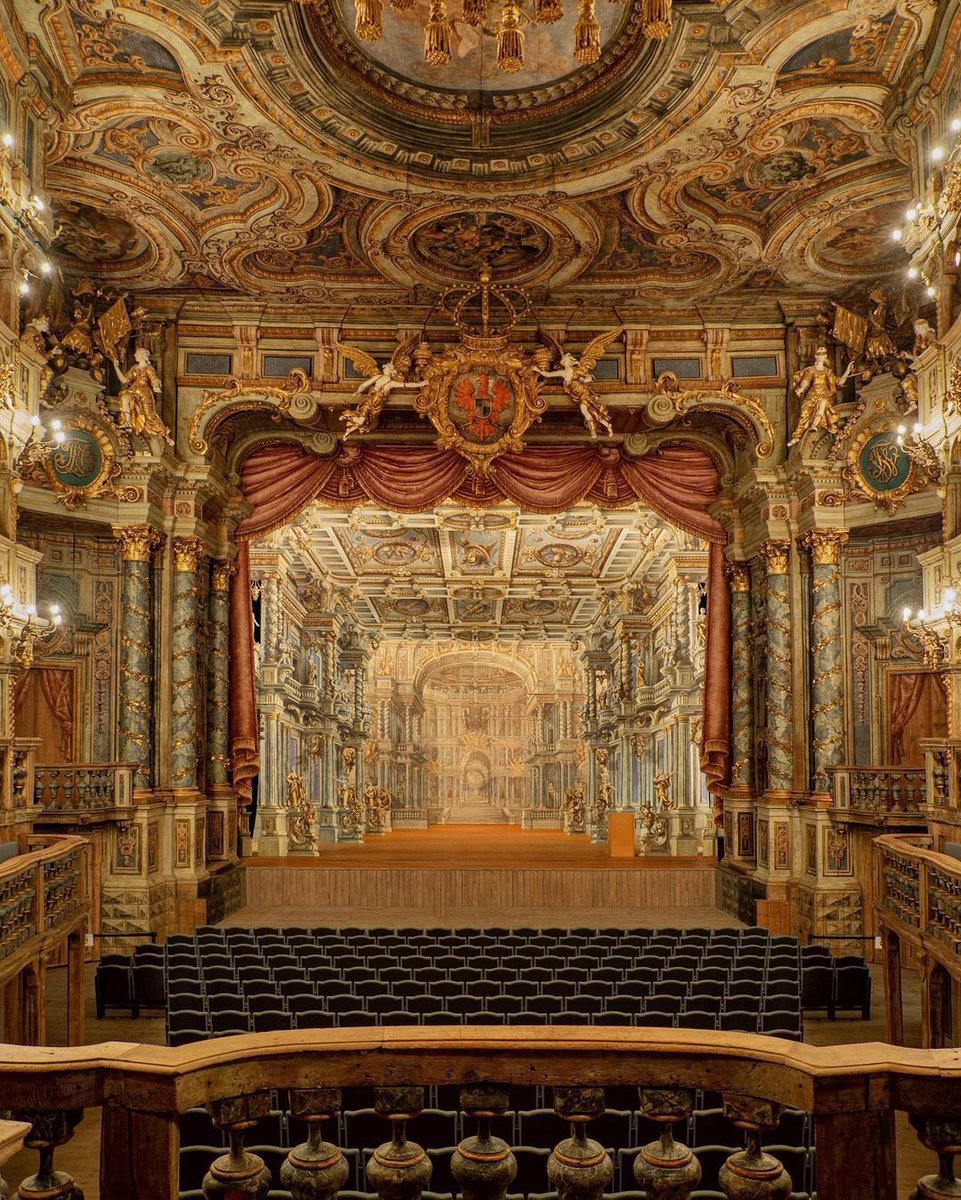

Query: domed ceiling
left=31, top=0, right=958, bottom=311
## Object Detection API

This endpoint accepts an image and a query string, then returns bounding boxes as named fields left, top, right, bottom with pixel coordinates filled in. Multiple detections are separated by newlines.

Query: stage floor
left=234, top=825, right=729, bottom=928
left=249, top=825, right=715, bottom=871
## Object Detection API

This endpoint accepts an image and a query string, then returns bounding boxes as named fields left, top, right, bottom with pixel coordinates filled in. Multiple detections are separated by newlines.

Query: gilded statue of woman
left=112, top=347, right=172, bottom=442
left=789, top=345, right=854, bottom=445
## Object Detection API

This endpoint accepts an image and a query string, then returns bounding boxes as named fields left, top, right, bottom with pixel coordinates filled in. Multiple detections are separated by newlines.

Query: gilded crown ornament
left=335, top=0, right=672, bottom=74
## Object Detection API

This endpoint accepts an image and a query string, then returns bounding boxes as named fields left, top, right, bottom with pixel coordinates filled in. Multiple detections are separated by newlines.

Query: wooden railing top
left=876, top=831, right=941, bottom=864
left=3, top=1028, right=961, bottom=1118
left=6, top=833, right=88, bottom=874
left=831, top=764, right=925, bottom=773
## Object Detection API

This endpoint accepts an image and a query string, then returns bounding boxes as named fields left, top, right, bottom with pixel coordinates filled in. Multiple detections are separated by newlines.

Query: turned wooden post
left=909, top=1115, right=961, bottom=1199
left=633, top=1088, right=700, bottom=1199
left=99, top=1106, right=179, bottom=1200
left=718, top=1095, right=791, bottom=1199
left=12, top=1110, right=84, bottom=1200
left=281, top=1088, right=349, bottom=1200
left=366, top=1087, right=432, bottom=1200
left=547, top=1088, right=613, bottom=1200
left=203, top=1093, right=272, bottom=1199
left=451, top=1085, right=516, bottom=1200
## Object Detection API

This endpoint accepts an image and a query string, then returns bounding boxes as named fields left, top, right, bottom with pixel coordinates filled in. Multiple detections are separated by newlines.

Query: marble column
left=114, top=525, right=163, bottom=792
left=170, top=536, right=205, bottom=791
left=760, top=539, right=793, bottom=795
left=727, top=562, right=755, bottom=796
left=800, top=529, right=849, bottom=797
left=205, top=560, right=235, bottom=862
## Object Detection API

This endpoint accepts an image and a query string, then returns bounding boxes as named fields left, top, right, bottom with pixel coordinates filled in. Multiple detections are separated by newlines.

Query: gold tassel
left=535, top=0, right=563, bottom=23
left=641, top=0, right=671, bottom=37
left=497, top=0, right=524, bottom=71
left=354, top=0, right=383, bottom=40
left=572, top=0, right=600, bottom=63
left=424, top=0, right=453, bottom=65
left=462, top=0, right=488, bottom=26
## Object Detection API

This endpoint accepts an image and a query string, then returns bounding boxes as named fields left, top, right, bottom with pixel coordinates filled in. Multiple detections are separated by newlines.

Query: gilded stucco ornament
left=412, top=269, right=548, bottom=476
left=20, top=410, right=138, bottom=510
left=189, top=369, right=317, bottom=456
left=631, top=373, right=774, bottom=459
left=338, top=336, right=427, bottom=437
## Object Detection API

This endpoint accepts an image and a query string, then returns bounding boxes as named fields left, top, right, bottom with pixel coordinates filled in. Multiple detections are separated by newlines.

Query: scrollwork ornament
left=189, top=369, right=316, bottom=456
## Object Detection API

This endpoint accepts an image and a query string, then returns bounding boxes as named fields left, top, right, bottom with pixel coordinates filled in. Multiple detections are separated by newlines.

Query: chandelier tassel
left=354, top=0, right=384, bottom=40
left=534, top=0, right=563, bottom=23
left=572, top=0, right=600, bottom=63
left=424, top=0, right=453, bottom=66
left=641, top=0, right=672, bottom=37
left=497, top=0, right=525, bottom=71
left=462, top=0, right=489, bottom=26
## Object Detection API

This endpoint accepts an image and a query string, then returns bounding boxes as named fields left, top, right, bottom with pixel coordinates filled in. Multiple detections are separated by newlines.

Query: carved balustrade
left=2, top=1028, right=961, bottom=1198
left=922, top=738, right=961, bottom=814
left=830, top=764, right=927, bottom=825
left=0, top=834, right=89, bottom=972
left=33, top=762, right=136, bottom=823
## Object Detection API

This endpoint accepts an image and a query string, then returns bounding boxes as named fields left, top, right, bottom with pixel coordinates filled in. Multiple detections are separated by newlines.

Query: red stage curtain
left=229, top=441, right=733, bottom=802
left=229, top=540, right=260, bottom=806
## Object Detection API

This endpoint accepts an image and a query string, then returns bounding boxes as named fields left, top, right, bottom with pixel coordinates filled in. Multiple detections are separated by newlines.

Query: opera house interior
left=2, top=0, right=961, bottom=1194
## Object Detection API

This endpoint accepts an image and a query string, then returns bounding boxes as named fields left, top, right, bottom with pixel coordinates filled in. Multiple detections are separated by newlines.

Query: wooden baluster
left=366, top=1087, right=432, bottom=1200
left=633, top=1088, right=700, bottom=1199
left=12, top=1109, right=84, bottom=1199
left=281, top=1088, right=349, bottom=1200
left=202, top=1093, right=272, bottom=1199
left=452, top=1085, right=516, bottom=1200
left=909, top=1115, right=961, bottom=1198
left=547, top=1088, right=613, bottom=1200
left=717, top=1095, right=791, bottom=1199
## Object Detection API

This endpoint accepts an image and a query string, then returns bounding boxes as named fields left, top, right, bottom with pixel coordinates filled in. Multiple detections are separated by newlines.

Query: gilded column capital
left=114, top=524, right=164, bottom=562
left=759, top=539, right=791, bottom=575
left=211, top=560, right=236, bottom=591
left=726, top=561, right=752, bottom=592
left=799, top=528, right=849, bottom=566
left=172, top=536, right=206, bottom=573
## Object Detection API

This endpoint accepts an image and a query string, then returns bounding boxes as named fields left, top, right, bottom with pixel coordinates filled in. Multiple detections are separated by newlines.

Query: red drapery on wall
left=230, top=442, right=732, bottom=802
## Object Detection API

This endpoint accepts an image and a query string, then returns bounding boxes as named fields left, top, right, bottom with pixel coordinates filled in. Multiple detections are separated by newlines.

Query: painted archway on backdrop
left=227, top=439, right=733, bottom=809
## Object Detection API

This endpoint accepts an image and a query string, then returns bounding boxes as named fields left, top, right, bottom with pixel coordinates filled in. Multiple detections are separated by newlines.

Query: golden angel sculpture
left=337, top=335, right=426, bottom=438
left=789, top=345, right=854, bottom=446
left=535, top=327, right=624, bottom=438
left=111, top=347, right=172, bottom=443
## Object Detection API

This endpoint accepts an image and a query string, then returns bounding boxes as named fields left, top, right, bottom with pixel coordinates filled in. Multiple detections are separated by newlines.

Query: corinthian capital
left=725, top=561, right=752, bottom=592
left=172, top=536, right=205, bottom=573
left=799, top=528, right=848, bottom=566
left=114, top=524, right=164, bottom=562
left=759, top=539, right=791, bottom=576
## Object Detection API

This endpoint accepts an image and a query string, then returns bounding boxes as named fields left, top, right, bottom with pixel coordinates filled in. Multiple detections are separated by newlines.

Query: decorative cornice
left=114, top=525, right=164, bottom=562
left=799, top=529, right=849, bottom=566
left=759, top=540, right=791, bottom=576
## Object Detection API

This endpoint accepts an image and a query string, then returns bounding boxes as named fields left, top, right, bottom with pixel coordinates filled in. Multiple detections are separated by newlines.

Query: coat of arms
left=410, top=268, right=547, bottom=475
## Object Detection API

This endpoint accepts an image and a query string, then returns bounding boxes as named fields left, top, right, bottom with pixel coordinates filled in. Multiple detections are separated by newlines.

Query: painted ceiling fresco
left=30, top=0, right=952, bottom=308
left=270, top=504, right=693, bottom=640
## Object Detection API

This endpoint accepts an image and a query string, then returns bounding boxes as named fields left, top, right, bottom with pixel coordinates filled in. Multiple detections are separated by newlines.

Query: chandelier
left=352, top=0, right=673, bottom=73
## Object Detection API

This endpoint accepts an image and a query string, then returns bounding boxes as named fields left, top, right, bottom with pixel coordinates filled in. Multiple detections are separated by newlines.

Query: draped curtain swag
left=229, top=442, right=732, bottom=803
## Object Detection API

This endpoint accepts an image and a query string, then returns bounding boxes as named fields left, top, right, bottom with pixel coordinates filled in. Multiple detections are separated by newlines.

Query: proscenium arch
left=414, top=649, right=538, bottom=700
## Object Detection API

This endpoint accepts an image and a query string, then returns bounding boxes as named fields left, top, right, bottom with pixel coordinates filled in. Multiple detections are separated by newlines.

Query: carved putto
left=535, top=327, right=623, bottom=438
left=337, top=335, right=426, bottom=438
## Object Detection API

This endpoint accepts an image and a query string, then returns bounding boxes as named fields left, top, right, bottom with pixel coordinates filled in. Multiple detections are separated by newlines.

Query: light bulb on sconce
left=891, top=228, right=903, bottom=242
left=1, top=133, right=13, bottom=149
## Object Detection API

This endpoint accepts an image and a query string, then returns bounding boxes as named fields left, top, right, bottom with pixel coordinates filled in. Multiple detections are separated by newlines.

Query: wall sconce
left=13, top=600, right=62, bottom=669
left=902, top=605, right=950, bottom=667
left=15, top=415, right=65, bottom=476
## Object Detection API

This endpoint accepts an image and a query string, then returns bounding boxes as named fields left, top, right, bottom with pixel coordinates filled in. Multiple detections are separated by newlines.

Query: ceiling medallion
left=412, top=267, right=547, bottom=475
left=338, top=0, right=671, bottom=74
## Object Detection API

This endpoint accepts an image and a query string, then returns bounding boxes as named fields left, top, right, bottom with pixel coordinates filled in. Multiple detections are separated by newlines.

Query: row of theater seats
left=162, top=925, right=805, bottom=1044
left=177, top=1092, right=817, bottom=1200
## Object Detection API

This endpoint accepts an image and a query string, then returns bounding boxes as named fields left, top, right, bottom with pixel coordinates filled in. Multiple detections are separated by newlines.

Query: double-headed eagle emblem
left=337, top=270, right=623, bottom=473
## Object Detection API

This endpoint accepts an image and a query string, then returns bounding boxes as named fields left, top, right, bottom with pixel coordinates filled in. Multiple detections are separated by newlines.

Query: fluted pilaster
left=114, top=525, right=164, bottom=791
left=171, top=536, right=205, bottom=790
left=800, top=529, right=848, bottom=796
left=759, top=540, right=793, bottom=794
left=727, top=562, right=755, bottom=794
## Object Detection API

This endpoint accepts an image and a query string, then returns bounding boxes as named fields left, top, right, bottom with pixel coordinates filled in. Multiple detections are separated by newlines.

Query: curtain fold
left=228, top=440, right=733, bottom=803
left=38, top=668, right=75, bottom=761
left=889, top=672, right=930, bottom=764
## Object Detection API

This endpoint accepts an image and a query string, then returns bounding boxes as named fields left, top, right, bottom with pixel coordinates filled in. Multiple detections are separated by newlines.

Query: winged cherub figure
left=534, top=327, right=624, bottom=438
left=337, top=335, right=427, bottom=438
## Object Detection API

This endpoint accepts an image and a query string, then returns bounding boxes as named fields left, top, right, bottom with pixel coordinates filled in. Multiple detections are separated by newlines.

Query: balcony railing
left=0, top=833, right=89, bottom=966
left=0, top=1028, right=959, bottom=1198
left=874, top=831, right=961, bottom=956
left=32, top=762, right=136, bottom=822
left=830, top=764, right=926, bottom=823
